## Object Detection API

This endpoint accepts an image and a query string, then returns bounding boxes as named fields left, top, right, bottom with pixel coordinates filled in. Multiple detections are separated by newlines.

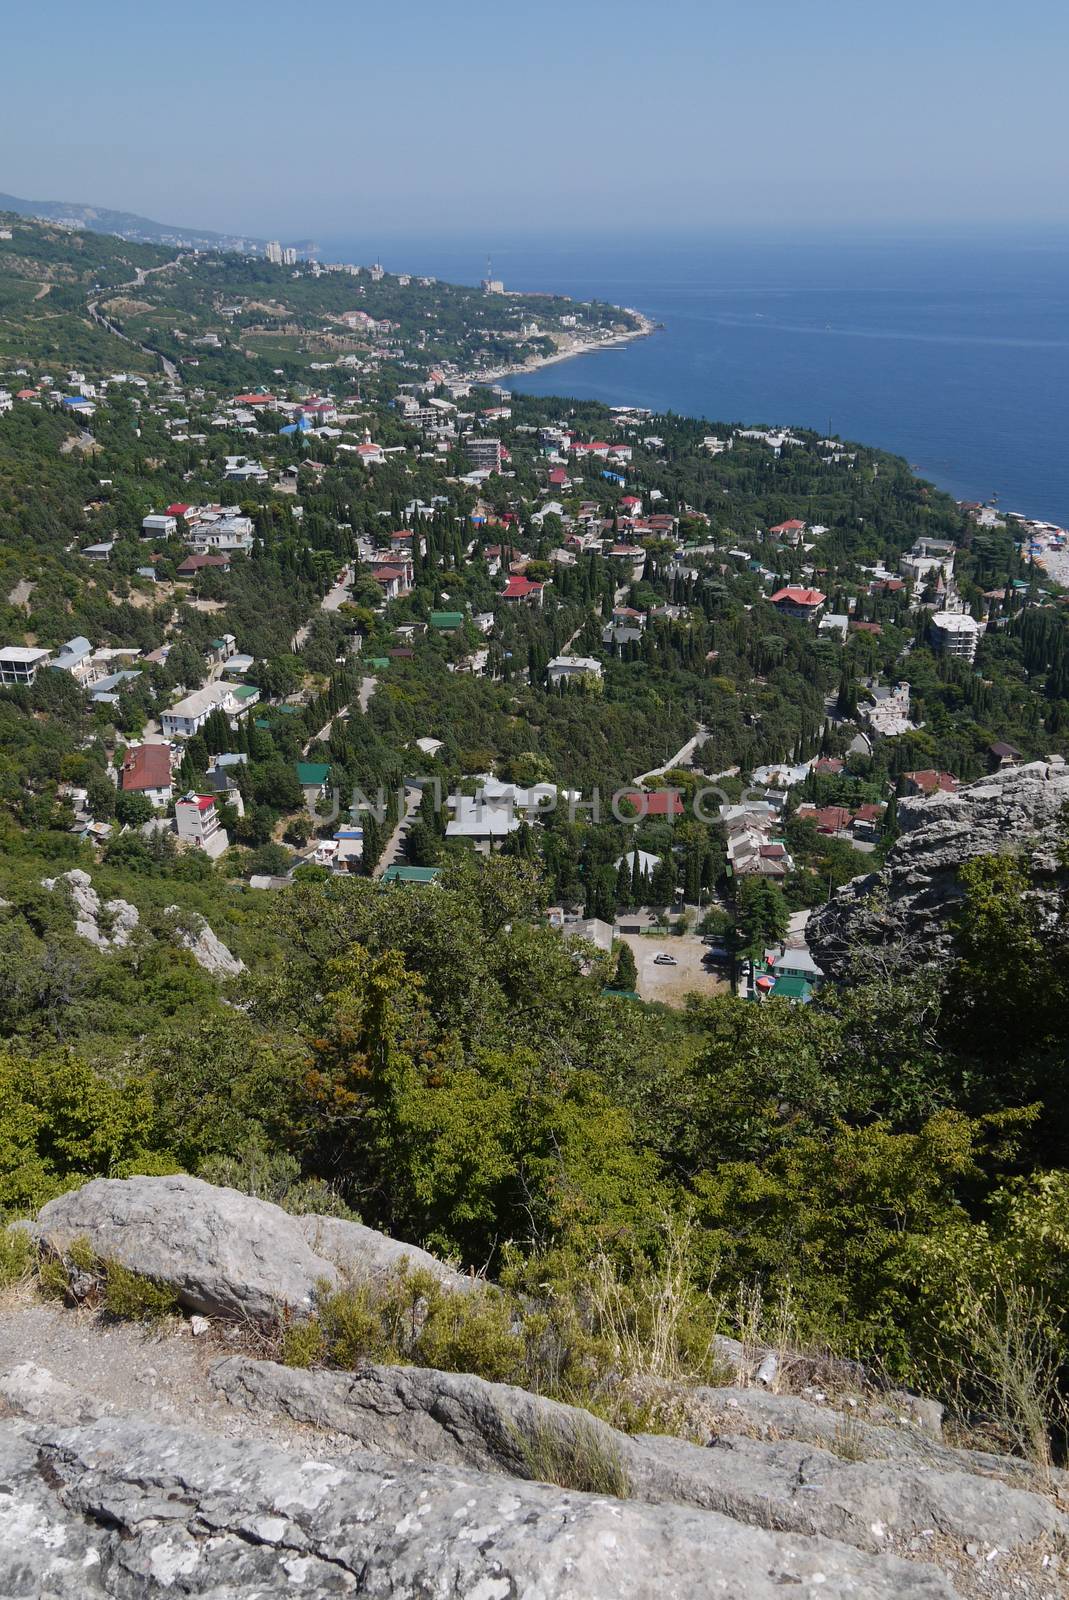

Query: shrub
left=102, top=1261, right=179, bottom=1322
left=281, top=1319, right=326, bottom=1369
left=512, top=1417, right=632, bottom=1498
left=0, top=1228, right=35, bottom=1289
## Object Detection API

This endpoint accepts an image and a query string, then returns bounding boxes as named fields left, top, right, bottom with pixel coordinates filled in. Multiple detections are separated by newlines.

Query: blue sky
left=5, top=0, right=1068, bottom=238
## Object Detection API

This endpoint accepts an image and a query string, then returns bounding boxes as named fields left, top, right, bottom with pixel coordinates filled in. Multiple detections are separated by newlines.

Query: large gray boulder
left=809, top=759, right=1069, bottom=976
left=213, top=1356, right=1067, bottom=1561
left=0, top=1413, right=956, bottom=1598
left=23, top=1174, right=472, bottom=1322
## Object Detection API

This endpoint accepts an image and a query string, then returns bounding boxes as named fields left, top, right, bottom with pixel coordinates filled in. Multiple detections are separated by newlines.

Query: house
left=903, top=769, right=958, bottom=796
left=0, top=645, right=51, bottom=687
left=175, top=793, right=229, bottom=858
left=796, top=803, right=853, bottom=836
left=620, top=790, right=684, bottom=818
left=162, top=684, right=241, bottom=740
left=120, top=744, right=173, bottom=807
left=614, top=849, right=660, bottom=879
left=989, top=741, right=1023, bottom=771
left=177, top=553, right=230, bottom=578
left=223, top=455, right=268, bottom=484
left=296, top=761, right=331, bottom=806
left=429, top=611, right=464, bottom=632
left=333, top=828, right=364, bottom=870
left=381, top=865, right=441, bottom=886
left=501, top=575, right=545, bottom=605
left=371, top=565, right=406, bottom=601
left=446, top=795, right=520, bottom=847
left=142, top=513, right=177, bottom=539
left=206, top=634, right=237, bottom=666
left=770, top=586, right=825, bottom=620
left=547, top=656, right=602, bottom=686
left=768, top=519, right=806, bottom=543
left=863, top=682, right=915, bottom=737
left=80, top=542, right=114, bottom=562
left=50, top=636, right=97, bottom=686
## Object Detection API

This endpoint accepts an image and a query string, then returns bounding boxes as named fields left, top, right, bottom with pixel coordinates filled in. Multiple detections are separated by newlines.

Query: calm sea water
left=322, top=230, right=1069, bottom=525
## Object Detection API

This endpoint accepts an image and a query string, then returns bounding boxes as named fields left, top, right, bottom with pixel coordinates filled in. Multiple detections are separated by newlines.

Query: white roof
left=446, top=797, right=520, bottom=838
left=548, top=655, right=601, bottom=673
left=0, top=645, right=50, bottom=663
left=165, top=684, right=233, bottom=720
left=932, top=611, right=979, bottom=633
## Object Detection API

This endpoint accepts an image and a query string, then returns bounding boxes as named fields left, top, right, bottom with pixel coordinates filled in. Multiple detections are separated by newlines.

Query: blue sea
left=320, top=230, right=1069, bottom=525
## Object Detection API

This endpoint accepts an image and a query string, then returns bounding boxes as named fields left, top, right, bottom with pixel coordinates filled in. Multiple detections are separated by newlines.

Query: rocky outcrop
left=3, top=1176, right=1067, bottom=1596
left=809, top=760, right=1069, bottom=977
left=0, top=1412, right=958, bottom=1599
left=213, top=1356, right=1067, bottom=1562
left=42, top=868, right=139, bottom=950
left=21, top=1174, right=474, bottom=1321
left=164, top=905, right=245, bottom=976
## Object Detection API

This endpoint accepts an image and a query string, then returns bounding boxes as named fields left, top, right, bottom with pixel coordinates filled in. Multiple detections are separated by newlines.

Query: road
left=372, top=783, right=422, bottom=878
left=301, top=675, right=376, bottom=757
left=87, top=258, right=185, bottom=382
left=632, top=725, right=708, bottom=787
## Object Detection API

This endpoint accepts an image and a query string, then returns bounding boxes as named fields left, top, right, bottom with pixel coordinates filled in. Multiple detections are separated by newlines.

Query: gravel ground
left=617, top=932, right=730, bottom=1005
left=0, top=1294, right=332, bottom=1453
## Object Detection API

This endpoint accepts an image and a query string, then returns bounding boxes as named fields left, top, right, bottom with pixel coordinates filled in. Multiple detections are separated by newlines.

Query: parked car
left=653, top=952, right=677, bottom=965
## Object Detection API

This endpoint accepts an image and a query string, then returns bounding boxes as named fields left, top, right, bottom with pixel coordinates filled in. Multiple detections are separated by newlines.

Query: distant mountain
left=0, top=191, right=268, bottom=254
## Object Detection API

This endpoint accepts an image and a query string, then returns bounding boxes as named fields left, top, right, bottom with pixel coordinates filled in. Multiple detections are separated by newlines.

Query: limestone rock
left=298, top=1211, right=476, bottom=1294
left=213, top=1356, right=1067, bottom=1561
left=21, top=1174, right=471, bottom=1323
left=0, top=1362, right=100, bottom=1426
left=41, top=869, right=139, bottom=950
left=164, top=905, right=245, bottom=975
left=809, top=760, right=1069, bottom=976
left=0, top=1412, right=955, bottom=1598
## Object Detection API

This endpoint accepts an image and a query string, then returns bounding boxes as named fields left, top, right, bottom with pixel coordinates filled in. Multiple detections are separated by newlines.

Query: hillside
left=1, top=210, right=1069, bottom=1554
left=0, top=189, right=264, bottom=252
left=1, top=1172, right=1066, bottom=1597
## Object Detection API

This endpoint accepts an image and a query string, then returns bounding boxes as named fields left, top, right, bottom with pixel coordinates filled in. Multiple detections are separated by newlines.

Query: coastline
left=469, top=306, right=657, bottom=387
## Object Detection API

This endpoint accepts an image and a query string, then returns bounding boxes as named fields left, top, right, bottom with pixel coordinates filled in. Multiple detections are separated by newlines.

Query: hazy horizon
left=7, top=0, right=1068, bottom=240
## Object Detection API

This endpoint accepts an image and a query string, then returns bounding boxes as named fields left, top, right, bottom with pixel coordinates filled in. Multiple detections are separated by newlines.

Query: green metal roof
left=232, top=684, right=259, bottom=701
left=367, top=657, right=390, bottom=669
left=769, top=974, right=812, bottom=1001
left=429, top=611, right=464, bottom=630
left=296, top=762, right=330, bottom=787
left=381, top=864, right=441, bottom=884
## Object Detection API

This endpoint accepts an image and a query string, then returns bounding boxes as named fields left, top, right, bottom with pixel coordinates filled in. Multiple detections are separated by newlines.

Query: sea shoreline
left=469, top=307, right=657, bottom=388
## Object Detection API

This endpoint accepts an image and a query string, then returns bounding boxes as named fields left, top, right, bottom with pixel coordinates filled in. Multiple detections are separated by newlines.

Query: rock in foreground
left=0, top=1412, right=954, bottom=1599
left=23, top=1173, right=472, bottom=1320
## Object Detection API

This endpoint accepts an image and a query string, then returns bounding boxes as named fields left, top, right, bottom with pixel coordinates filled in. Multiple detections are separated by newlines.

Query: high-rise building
left=281, top=246, right=297, bottom=266
left=465, top=436, right=503, bottom=474
left=265, top=240, right=283, bottom=265
left=929, top=610, right=980, bottom=663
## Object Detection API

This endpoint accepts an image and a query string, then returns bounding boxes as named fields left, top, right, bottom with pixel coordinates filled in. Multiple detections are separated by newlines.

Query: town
left=1, top=212, right=1066, bottom=1009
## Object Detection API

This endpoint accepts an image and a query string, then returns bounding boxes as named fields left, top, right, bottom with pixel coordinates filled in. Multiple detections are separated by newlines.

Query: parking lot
left=616, top=931, right=731, bottom=1006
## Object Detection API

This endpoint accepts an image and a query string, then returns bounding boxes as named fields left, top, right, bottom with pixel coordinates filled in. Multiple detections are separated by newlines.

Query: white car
left=653, top=952, right=677, bottom=965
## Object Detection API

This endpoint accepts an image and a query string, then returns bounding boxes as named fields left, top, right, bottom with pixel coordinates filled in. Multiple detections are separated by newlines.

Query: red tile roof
left=121, top=744, right=172, bottom=793
left=905, top=769, right=958, bottom=794
left=621, top=790, right=684, bottom=817
left=770, top=587, right=826, bottom=608
left=501, top=575, right=544, bottom=599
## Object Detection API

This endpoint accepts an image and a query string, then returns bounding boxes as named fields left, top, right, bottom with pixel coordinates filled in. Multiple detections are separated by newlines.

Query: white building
left=162, top=683, right=240, bottom=740
left=0, top=645, right=50, bottom=687
left=175, top=792, right=229, bottom=857
left=547, top=655, right=603, bottom=686
left=930, top=610, right=980, bottom=663
left=142, top=513, right=178, bottom=539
